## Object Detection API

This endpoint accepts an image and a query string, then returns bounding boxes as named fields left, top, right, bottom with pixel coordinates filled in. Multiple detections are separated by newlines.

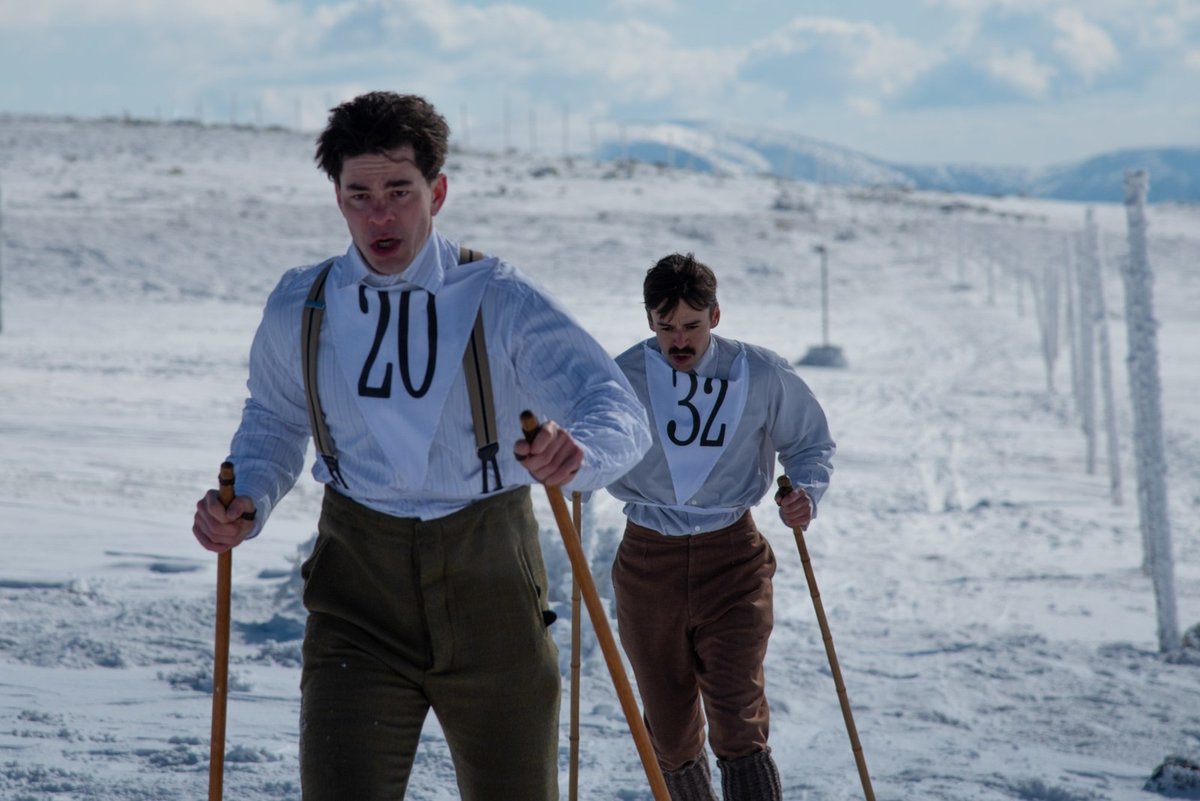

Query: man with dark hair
left=606, top=252, right=835, bottom=801
left=192, top=91, right=651, bottom=800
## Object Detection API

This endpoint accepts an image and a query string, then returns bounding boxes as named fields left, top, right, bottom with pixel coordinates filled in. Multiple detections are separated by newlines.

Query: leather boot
left=717, top=748, right=783, bottom=801
left=662, top=755, right=720, bottom=801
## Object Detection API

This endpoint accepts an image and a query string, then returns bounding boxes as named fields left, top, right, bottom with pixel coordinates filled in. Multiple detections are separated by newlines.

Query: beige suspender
left=457, top=248, right=504, bottom=492
left=301, top=258, right=344, bottom=487
left=300, top=247, right=502, bottom=492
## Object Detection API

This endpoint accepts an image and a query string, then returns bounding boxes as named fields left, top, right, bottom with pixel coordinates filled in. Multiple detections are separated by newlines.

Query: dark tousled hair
left=643, top=252, right=718, bottom=317
left=314, top=92, right=449, bottom=183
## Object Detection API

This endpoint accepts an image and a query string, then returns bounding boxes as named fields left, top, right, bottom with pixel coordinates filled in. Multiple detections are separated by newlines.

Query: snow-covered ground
left=1, top=115, right=1198, bottom=800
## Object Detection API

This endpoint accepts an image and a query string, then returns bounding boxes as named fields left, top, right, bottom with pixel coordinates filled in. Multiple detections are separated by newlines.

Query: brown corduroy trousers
left=612, top=512, right=776, bottom=772
left=298, top=485, right=560, bottom=801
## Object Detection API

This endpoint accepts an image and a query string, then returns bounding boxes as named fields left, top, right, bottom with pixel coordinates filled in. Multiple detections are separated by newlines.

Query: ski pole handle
left=521, top=412, right=670, bottom=801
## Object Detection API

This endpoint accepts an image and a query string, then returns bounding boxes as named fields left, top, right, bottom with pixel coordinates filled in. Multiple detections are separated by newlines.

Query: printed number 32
left=667, top=372, right=728, bottom=447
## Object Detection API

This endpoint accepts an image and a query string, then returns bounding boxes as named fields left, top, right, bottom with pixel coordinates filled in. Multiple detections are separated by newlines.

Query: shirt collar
left=692, top=335, right=720, bottom=378
left=336, top=229, right=452, bottom=293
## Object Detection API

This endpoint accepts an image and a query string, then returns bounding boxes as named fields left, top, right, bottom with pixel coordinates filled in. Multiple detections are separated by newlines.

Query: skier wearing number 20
left=606, top=252, right=836, bottom=801
left=191, top=91, right=650, bottom=800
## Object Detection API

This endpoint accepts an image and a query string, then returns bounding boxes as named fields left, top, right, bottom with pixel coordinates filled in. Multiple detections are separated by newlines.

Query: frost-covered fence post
left=1063, top=236, right=1081, bottom=415
left=1073, top=232, right=1097, bottom=473
left=1031, top=241, right=1061, bottom=393
left=954, top=220, right=967, bottom=287
left=1014, top=240, right=1027, bottom=319
left=1083, top=208, right=1123, bottom=505
left=0, top=181, right=4, bottom=335
left=1120, top=170, right=1178, bottom=652
left=985, top=228, right=996, bottom=306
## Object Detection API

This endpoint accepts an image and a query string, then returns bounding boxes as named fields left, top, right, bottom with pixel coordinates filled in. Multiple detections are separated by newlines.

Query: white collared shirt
left=607, top=334, right=835, bottom=535
left=229, top=229, right=651, bottom=530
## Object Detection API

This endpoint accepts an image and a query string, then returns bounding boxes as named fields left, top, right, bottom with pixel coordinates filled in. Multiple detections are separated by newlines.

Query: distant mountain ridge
left=597, top=121, right=1199, bottom=203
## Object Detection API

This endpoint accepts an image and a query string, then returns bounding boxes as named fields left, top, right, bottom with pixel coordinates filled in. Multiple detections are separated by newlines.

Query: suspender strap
left=299, top=248, right=502, bottom=494
left=301, top=259, right=347, bottom=489
left=456, top=247, right=503, bottom=493
left=461, top=301, right=502, bottom=493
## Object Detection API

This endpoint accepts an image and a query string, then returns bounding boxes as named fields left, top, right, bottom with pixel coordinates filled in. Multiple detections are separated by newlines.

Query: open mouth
left=371, top=238, right=400, bottom=254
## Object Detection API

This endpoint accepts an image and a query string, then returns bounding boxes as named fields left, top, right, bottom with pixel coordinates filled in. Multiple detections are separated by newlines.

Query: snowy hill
left=1030, top=148, right=1200, bottom=203
left=597, top=121, right=913, bottom=188
left=1, top=114, right=1200, bottom=800
left=599, top=120, right=1200, bottom=202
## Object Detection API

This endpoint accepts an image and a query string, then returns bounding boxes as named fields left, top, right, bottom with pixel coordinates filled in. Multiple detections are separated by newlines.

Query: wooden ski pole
left=569, top=490, right=583, bottom=801
left=521, top=412, right=669, bottom=801
left=777, top=476, right=875, bottom=801
left=209, top=461, right=235, bottom=801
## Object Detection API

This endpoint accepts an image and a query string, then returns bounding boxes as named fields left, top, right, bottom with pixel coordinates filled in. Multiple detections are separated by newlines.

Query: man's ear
left=430, top=173, right=448, bottom=216
left=646, top=311, right=655, bottom=331
left=710, top=304, right=721, bottom=328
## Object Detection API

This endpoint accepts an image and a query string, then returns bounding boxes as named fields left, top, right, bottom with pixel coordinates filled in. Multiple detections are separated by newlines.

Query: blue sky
left=1, top=0, right=1197, bottom=167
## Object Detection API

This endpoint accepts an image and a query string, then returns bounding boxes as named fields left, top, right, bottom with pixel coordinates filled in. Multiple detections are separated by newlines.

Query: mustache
left=668, top=346, right=695, bottom=356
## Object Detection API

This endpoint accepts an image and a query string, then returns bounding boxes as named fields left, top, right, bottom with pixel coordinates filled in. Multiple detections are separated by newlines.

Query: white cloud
left=610, top=0, right=677, bottom=13
left=846, top=96, right=883, bottom=116
left=985, top=48, right=1055, bottom=97
left=1051, top=8, right=1120, bottom=80
left=925, top=0, right=1049, bottom=12
left=1185, top=48, right=1200, bottom=70
left=751, top=17, right=939, bottom=99
left=0, top=0, right=289, bottom=28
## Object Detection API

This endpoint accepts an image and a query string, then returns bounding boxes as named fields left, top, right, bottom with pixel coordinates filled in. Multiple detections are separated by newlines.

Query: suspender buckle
left=321, top=453, right=349, bottom=490
left=477, top=441, right=502, bottom=494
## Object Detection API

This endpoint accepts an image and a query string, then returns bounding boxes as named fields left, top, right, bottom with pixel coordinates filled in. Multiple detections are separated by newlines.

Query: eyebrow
left=343, top=177, right=414, bottom=191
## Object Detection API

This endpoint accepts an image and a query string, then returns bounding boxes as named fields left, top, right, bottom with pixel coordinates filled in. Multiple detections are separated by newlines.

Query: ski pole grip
left=521, top=409, right=541, bottom=441
left=518, top=410, right=541, bottom=460
left=777, top=475, right=795, bottom=501
left=218, top=462, right=236, bottom=509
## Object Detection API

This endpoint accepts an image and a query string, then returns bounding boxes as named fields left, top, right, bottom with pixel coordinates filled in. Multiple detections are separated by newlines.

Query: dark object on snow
left=795, top=244, right=848, bottom=369
left=797, top=344, right=848, bottom=368
left=1182, top=622, right=1200, bottom=650
left=1146, top=755, right=1200, bottom=798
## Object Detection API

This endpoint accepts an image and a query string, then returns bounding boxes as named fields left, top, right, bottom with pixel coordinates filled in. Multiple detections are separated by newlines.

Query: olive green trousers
left=299, top=486, right=560, bottom=800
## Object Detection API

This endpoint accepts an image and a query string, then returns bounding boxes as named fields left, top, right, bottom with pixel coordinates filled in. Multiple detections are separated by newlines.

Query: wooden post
left=569, top=491, right=583, bottom=801
left=521, top=412, right=669, bottom=801
left=209, top=462, right=235, bottom=801
left=778, top=476, right=875, bottom=800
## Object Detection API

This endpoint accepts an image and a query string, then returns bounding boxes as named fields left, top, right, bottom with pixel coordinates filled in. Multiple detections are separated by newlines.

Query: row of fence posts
left=922, top=172, right=1178, bottom=652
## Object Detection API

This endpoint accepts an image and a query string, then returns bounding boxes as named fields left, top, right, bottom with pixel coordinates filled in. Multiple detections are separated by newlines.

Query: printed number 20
left=357, top=288, right=438, bottom=399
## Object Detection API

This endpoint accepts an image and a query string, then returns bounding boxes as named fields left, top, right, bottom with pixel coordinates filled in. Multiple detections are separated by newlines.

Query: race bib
left=325, top=260, right=493, bottom=488
left=644, top=343, right=749, bottom=505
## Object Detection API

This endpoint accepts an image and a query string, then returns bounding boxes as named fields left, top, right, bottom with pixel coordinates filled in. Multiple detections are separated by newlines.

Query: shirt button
left=694, top=526, right=701, bottom=532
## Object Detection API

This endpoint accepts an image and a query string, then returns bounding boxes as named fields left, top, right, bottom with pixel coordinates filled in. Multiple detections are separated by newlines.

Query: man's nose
left=368, top=199, right=395, bottom=224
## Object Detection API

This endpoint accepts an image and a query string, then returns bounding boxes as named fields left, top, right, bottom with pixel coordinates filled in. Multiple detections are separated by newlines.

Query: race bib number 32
left=645, top=344, right=749, bottom=505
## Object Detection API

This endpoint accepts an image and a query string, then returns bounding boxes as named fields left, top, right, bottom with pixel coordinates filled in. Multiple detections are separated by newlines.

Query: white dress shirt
left=229, top=229, right=651, bottom=531
left=607, top=334, right=835, bottom=535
